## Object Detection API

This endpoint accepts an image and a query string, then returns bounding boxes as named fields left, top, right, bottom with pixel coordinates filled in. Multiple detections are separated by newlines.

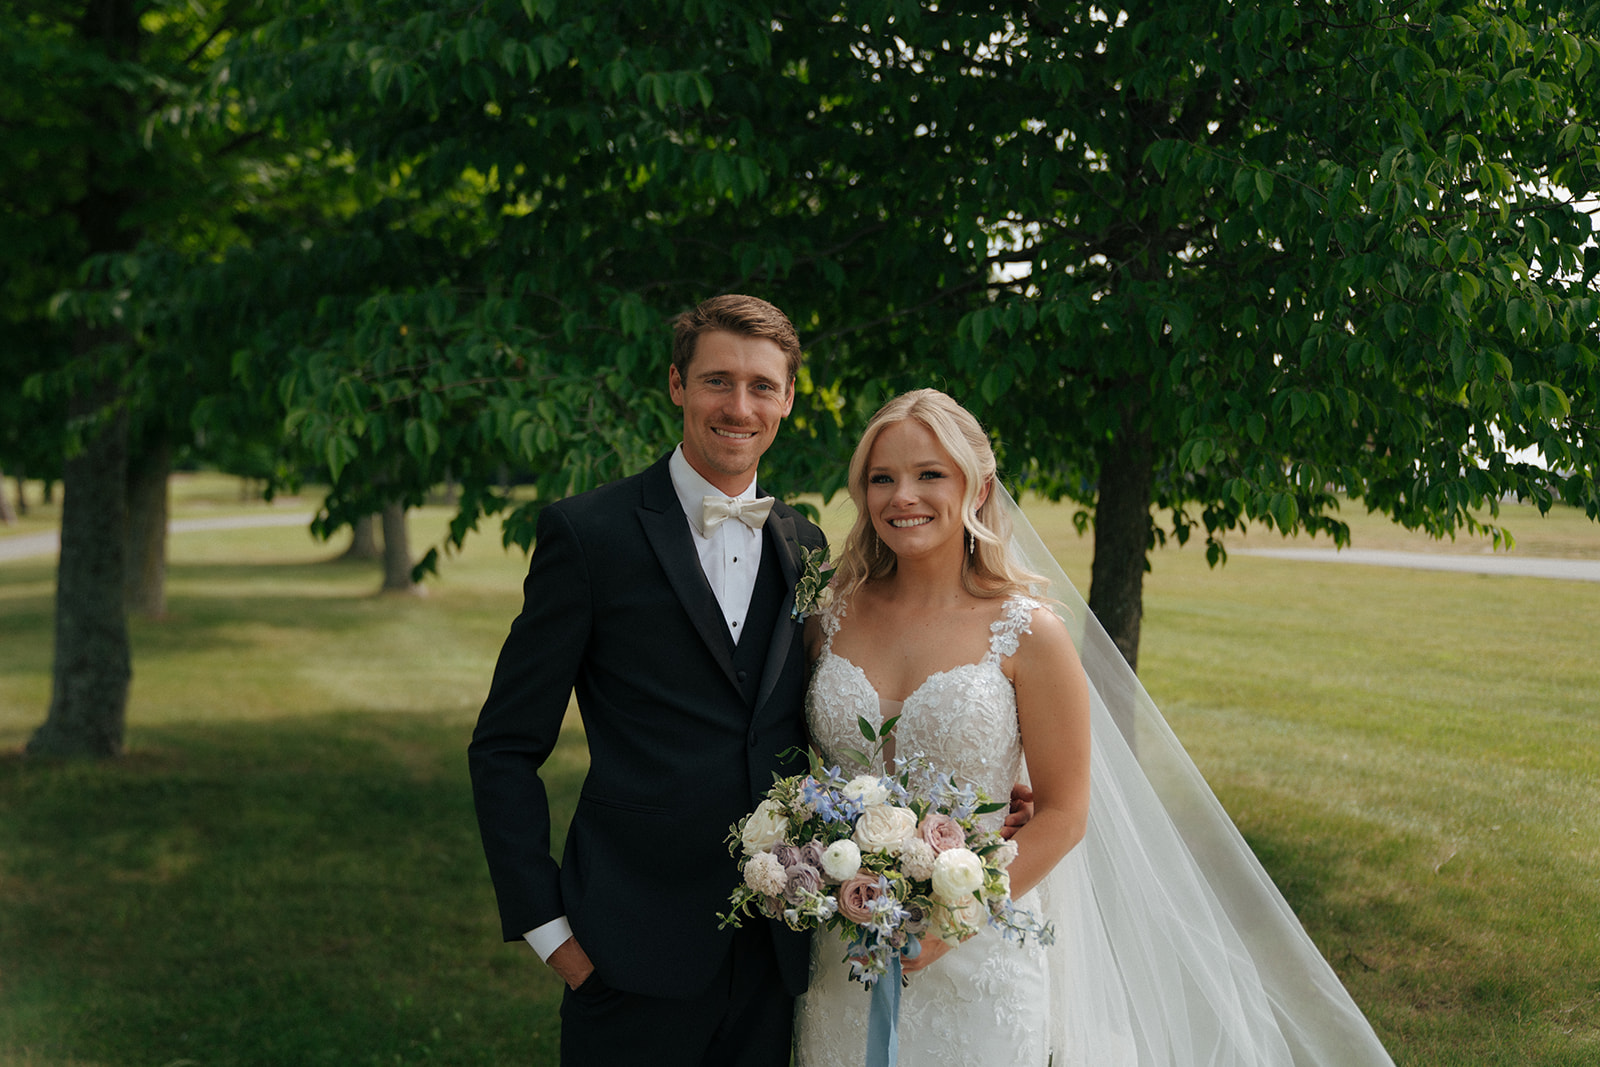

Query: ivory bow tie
left=701, top=495, right=775, bottom=533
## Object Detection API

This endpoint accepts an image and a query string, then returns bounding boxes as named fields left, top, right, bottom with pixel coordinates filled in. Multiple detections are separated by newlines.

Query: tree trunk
left=341, top=514, right=380, bottom=560
left=124, top=436, right=170, bottom=618
left=29, top=395, right=131, bottom=758
left=28, top=0, right=142, bottom=758
left=1088, top=410, right=1155, bottom=674
left=0, top=465, right=16, bottom=525
left=379, top=501, right=418, bottom=594
left=11, top=466, right=27, bottom=516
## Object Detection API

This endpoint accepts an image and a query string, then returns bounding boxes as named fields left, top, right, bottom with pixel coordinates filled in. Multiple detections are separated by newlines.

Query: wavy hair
left=831, top=389, right=1042, bottom=600
left=670, top=294, right=803, bottom=382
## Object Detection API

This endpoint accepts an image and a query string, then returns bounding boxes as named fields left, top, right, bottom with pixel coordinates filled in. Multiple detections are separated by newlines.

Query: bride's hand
left=901, top=935, right=951, bottom=974
left=1001, top=782, right=1035, bottom=840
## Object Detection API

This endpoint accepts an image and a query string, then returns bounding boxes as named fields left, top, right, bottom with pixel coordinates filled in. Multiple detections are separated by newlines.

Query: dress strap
left=816, top=588, right=847, bottom=654
left=985, top=594, right=1040, bottom=664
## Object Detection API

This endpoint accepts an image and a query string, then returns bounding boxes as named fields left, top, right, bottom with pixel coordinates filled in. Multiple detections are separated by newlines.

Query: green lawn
left=2, top=474, right=1597, bottom=1065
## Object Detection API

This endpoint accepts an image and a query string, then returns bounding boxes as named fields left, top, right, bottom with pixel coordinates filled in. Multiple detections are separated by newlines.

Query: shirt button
left=737, top=670, right=748, bottom=683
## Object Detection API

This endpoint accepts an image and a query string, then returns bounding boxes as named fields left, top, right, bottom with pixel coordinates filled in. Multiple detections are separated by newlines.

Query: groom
left=469, top=294, right=825, bottom=1065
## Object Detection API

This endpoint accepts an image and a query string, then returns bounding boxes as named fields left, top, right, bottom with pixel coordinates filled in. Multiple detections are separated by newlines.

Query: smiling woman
left=864, top=419, right=984, bottom=568
left=795, top=388, right=1399, bottom=1067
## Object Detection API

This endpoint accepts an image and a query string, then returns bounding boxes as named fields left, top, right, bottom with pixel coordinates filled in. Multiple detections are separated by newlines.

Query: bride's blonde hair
left=832, top=389, right=1043, bottom=600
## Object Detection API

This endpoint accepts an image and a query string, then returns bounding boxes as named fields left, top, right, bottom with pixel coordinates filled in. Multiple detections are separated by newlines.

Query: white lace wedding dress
left=793, top=592, right=1054, bottom=1067
left=792, top=493, right=1399, bottom=1067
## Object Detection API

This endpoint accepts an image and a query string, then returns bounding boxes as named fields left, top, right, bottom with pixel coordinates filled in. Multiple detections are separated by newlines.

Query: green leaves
left=34, top=0, right=1591, bottom=592
left=520, top=0, right=558, bottom=23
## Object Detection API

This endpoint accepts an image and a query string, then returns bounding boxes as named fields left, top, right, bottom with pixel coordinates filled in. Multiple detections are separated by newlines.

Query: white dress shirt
left=524, top=445, right=767, bottom=961
left=667, top=444, right=766, bottom=642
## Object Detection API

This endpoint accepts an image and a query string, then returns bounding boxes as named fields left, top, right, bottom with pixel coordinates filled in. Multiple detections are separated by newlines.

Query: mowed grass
left=2, top=474, right=1598, bottom=1065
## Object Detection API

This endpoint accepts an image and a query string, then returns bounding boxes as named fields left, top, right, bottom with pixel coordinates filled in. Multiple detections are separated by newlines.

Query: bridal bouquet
left=720, top=717, right=1054, bottom=988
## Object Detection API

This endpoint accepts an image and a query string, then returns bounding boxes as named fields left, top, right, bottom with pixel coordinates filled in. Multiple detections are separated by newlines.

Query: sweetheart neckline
left=821, top=648, right=1000, bottom=708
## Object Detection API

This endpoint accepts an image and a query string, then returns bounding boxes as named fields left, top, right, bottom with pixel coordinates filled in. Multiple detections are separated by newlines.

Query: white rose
left=899, top=836, right=937, bottom=881
left=819, top=839, right=863, bottom=882
left=842, top=775, right=890, bottom=808
left=930, top=847, right=985, bottom=905
left=992, top=840, right=1019, bottom=870
left=934, top=893, right=987, bottom=941
left=852, top=805, right=919, bottom=854
left=740, top=799, right=789, bottom=857
left=743, top=852, right=788, bottom=896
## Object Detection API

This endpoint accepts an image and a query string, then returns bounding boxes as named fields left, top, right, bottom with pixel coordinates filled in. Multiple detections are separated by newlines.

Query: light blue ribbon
left=864, top=940, right=920, bottom=1067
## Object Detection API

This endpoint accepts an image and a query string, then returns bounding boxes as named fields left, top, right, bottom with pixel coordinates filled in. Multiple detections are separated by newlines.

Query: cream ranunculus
left=930, top=846, right=985, bottom=905
left=740, top=799, right=790, bottom=857
left=852, top=804, right=919, bottom=854
left=820, top=839, right=863, bottom=882
left=842, top=775, right=890, bottom=808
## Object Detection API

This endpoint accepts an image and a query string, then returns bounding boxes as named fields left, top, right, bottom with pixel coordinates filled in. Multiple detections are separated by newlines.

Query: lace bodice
left=807, top=592, right=1039, bottom=830
left=796, top=591, right=1054, bottom=1067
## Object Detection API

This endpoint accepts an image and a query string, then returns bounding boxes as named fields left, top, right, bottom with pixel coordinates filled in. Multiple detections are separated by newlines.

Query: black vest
left=728, top=534, right=786, bottom=706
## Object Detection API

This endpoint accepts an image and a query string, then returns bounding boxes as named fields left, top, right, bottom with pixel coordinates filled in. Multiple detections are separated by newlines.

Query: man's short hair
left=671, top=294, right=803, bottom=382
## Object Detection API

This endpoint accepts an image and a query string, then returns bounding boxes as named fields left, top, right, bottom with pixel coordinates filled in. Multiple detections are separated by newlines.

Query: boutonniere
left=791, top=545, right=836, bottom=620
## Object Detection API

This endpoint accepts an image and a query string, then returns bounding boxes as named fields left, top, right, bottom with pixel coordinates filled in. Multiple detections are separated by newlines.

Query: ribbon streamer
left=864, top=940, right=920, bottom=1067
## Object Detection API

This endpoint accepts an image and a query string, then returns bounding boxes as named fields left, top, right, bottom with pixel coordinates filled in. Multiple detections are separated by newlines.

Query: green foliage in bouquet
left=720, top=718, right=1051, bottom=986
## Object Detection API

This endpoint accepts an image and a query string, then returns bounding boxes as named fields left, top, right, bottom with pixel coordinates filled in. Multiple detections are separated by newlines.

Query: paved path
left=0, top=512, right=315, bottom=564
left=5, top=514, right=1599, bottom=582
left=1234, top=546, right=1600, bottom=582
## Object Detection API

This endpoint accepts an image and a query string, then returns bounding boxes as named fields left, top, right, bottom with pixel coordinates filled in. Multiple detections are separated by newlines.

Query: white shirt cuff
left=524, top=916, right=574, bottom=962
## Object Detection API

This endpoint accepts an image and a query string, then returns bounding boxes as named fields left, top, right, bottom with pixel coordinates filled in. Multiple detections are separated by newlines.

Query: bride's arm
left=905, top=607, right=1090, bottom=975
left=1003, top=606, right=1092, bottom=900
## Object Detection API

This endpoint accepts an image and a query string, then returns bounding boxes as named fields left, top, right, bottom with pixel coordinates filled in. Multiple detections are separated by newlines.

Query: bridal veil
left=999, top=487, right=1396, bottom=1066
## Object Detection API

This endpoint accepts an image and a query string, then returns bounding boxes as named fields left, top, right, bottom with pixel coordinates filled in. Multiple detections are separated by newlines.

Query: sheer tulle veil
left=998, top=486, right=1395, bottom=1066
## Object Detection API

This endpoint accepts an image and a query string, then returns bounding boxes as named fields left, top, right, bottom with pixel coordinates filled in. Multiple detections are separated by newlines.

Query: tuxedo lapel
left=636, top=460, right=741, bottom=690
left=753, top=506, right=804, bottom=713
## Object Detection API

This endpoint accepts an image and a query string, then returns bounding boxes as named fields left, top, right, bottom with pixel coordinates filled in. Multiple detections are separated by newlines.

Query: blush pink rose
left=836, top=873, right=885, bottom=923
left=918, top=813, right=967, bottom=854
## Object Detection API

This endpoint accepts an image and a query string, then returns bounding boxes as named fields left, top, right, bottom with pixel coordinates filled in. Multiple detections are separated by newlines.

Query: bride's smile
left=864, top=420, right=975, bottom=561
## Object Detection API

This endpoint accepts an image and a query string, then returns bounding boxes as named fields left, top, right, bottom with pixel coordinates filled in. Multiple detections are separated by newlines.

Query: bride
left=792, top=389, right=1396, bottom=1066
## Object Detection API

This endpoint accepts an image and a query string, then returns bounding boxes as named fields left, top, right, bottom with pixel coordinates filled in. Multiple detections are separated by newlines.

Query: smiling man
left=469, top=295, right=827, bottom=1066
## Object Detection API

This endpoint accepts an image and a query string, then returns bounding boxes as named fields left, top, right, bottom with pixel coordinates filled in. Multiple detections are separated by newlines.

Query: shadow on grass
left=4, top=703, right=1587, bottom=1065
left=0, top=556, right=415, bottom=678
left=0, top=711, right=587, bottom=1067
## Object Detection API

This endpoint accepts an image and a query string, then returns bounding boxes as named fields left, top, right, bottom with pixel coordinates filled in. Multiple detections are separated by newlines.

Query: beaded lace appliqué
left=796, top=593, right=1052, bottom=1067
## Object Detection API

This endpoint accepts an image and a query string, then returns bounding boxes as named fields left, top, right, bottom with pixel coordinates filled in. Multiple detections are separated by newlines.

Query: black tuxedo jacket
left=469, top=453, right=826, bottom=999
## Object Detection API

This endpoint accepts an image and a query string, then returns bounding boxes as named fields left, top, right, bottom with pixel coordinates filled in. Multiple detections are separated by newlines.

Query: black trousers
left=559, top=923, right=795, bottom=1067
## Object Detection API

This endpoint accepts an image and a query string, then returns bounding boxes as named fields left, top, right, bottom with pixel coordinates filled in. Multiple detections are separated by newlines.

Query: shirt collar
left=669, top=445, right=759, bottom=528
